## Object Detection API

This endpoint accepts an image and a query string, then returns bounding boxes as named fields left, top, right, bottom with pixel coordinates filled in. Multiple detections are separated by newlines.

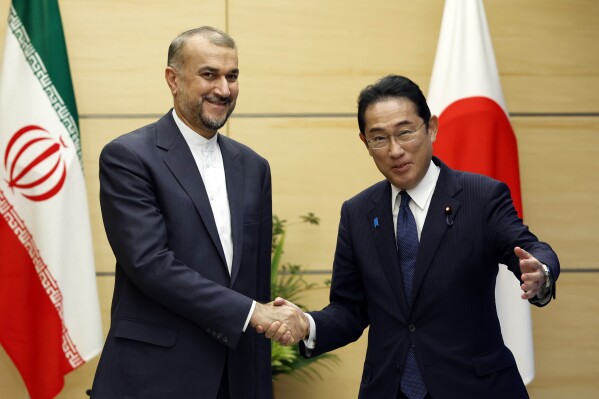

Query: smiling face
left=360, top=97, right=438, bottom=190
left=165, top=35, right=239, bottom=138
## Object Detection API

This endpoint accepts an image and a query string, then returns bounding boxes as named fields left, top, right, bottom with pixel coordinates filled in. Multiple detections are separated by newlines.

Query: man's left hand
left=515, top=246, right=544, bottom=300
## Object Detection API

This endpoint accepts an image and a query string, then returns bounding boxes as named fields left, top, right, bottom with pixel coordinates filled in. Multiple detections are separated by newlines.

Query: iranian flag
left=427, top=0, right=535, bottom=384
left=0, top=1, right=103, bottom=398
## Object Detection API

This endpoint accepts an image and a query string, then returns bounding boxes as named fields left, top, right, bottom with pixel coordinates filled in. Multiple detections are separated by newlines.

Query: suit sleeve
left=485, top=181, right=560, bottom=306
left=99, top=139, right=253, bottom=348
left=301, top=201, right=369, bottom=357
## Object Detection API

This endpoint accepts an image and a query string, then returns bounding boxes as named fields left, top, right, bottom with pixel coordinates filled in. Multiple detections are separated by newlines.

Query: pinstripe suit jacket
left=302, top=157, right=559, bottom=399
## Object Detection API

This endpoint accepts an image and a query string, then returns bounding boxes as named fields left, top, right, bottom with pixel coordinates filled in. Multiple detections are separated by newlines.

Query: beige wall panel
left=0, top=0, right=6, bottom=42
left=514, top=117, right=599, bottom=269
left=1, top=0, right=597, bottom=115
left=229, top=117, right=383, bottom=270
left=0, top=275, right=113, bottom=398
left=61, top=0, right=227, bottom=115
left=487, top=0, right=599, bottom=113
left=229, top=0, right=598, bottom=115
left=528, top=272, right=599, bottom=397
left=0, top=0, right=227, bottom=115
left=228, top=0, right=444, bottom=115
left=0, top=347, right=28, bottom=398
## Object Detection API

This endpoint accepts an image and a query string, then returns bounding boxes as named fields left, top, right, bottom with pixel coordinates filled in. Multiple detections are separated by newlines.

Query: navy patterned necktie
left=397, top=191, right=427, bottom=399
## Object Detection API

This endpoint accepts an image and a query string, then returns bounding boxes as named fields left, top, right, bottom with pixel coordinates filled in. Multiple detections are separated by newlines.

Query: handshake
left=250, top=297, right=310, bottom=345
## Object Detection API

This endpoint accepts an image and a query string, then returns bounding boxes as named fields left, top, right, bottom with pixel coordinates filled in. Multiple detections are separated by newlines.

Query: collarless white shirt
left=172, top=110, right=233, bottom=274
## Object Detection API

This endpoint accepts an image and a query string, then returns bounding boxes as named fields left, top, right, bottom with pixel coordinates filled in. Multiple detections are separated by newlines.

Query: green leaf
left=271, top=229, right=286, bottom=287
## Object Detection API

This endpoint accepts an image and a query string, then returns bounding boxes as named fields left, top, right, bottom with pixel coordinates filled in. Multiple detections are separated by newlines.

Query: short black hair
left=357, top=75, right=431, bottom=134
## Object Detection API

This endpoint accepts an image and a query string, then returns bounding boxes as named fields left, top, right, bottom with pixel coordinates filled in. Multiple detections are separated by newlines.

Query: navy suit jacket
left=91, top=112, right=273, bottom=399
left=302, top=157, right=559, bottom=399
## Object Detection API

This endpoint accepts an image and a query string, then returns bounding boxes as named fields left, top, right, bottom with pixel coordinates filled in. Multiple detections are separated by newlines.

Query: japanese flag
left=428, top=0, right=534, bottom=384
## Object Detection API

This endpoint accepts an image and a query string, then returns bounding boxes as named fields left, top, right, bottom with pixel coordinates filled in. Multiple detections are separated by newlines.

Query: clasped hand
left=250, top=297, right=309, bottom=345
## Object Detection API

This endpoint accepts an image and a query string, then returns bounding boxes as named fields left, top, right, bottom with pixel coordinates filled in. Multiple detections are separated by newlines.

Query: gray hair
left=167, top=26, right=236, bottom=70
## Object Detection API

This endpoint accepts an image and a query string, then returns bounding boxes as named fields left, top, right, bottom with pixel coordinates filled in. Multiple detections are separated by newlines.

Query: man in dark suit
left=265, top=75, right=559, bottom=399
left=90, top=26, right=304, bottom=399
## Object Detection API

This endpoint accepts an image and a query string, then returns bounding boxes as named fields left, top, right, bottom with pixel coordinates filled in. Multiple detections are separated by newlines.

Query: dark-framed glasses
left=366, top=121, right=425, bottom=150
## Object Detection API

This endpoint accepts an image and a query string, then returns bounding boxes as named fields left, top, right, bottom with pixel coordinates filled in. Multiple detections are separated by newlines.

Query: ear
left=428, top=115, right=439, bottom=143
left=359, top=133, right=374, bottom=157
left=359, top=132, right=368, bottom=148
left=165, top=67, right=178, bottom=95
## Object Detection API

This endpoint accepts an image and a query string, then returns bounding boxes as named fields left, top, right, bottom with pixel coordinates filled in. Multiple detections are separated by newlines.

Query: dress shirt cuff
left=529, top=264, right=554, bottom=306
left=302, top=313, right=316, bottom=349
left=531, top=282, right=552, bottom=306
left=242, top=301, right=257, bottom=332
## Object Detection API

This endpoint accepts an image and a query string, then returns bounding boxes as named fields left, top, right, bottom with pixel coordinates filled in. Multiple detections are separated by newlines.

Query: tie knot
left=400, top=191, right=411, bottom=208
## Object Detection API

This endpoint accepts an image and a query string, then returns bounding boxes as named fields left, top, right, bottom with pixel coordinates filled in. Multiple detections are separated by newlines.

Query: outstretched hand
left=515, top=246, right=544, bottom=300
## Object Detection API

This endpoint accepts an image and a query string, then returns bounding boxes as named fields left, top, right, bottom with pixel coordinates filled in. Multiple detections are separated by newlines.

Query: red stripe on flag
left=0, top=204, right=73, bottom=399
left=433, top=96, right=523, bottom=218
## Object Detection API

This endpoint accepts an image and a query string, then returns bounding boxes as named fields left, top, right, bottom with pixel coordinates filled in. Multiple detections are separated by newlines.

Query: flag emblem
left=4, top=124, right=67, bottom=202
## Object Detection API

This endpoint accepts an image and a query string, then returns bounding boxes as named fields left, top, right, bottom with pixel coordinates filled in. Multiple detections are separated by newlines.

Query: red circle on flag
left=433, top=96, right=523, bottom=218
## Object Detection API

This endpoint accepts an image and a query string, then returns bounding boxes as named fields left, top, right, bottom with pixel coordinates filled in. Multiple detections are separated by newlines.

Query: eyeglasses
left=365, top=121, right=425, bottom=150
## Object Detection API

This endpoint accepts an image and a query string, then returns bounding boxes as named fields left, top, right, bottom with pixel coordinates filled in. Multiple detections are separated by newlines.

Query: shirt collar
left=172, top=109, right=219, bottom=150
left=391, top=160, right=440, bottom=210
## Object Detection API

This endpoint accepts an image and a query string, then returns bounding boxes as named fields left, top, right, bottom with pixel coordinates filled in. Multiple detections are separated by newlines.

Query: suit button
left=217, top=333, right=223, bottom=340
left=206, top=328, right=212, bottom=333
left=408, top=324, right=416, bottom=332
left=223, top=337, right=228, bottom=344
left=212, top=331, right=218, bottom=337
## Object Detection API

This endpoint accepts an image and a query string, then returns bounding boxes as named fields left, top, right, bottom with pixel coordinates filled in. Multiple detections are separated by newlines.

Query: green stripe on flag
left=9, top=0, right=81, bottom=160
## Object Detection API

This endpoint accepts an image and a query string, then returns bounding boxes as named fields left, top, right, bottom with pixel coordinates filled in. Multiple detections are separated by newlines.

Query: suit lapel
left=219, top=135, right=244, bottom=286
left=411, top=159, right=462, bottom=303
left=157, top=112, right=228, bottom=269
left=367, top=182, right=410, bottom=316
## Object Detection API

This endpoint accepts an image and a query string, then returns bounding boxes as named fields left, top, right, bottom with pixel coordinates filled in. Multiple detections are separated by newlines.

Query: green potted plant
left=270, top=213, right=339, bottom=381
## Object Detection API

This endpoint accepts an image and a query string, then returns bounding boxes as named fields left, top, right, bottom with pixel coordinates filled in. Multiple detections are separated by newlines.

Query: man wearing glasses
left=264, top=75, right=559, bottom=399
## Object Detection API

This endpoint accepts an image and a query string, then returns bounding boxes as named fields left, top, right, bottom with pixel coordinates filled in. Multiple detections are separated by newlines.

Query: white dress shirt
left=173, top=110, right=255, bottom=331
